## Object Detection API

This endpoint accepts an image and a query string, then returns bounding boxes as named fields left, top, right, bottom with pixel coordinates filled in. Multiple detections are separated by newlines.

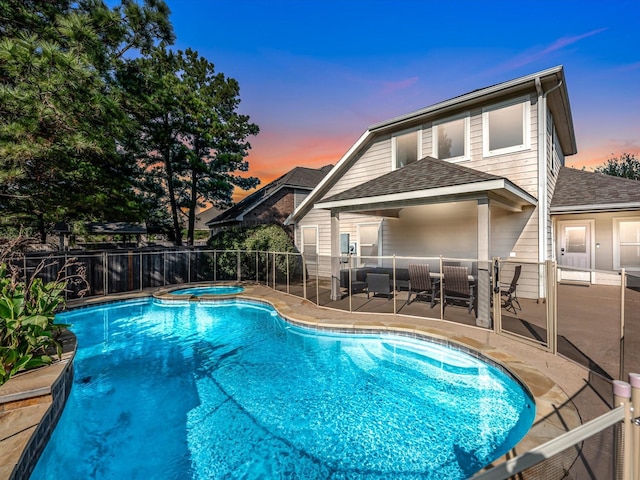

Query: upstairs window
left=392, top=129, right=421, bottom=169
left=483, top=97, right=530, bottom=157
left=433, top=113, right=470, bottom=162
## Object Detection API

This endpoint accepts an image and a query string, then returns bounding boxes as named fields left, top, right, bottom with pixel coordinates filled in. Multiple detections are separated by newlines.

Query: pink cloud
left=380, top=76, right=419, bottom=94
left=486, top=28, right=607, bottom=76
left=616, top=61, right=640, bottom=72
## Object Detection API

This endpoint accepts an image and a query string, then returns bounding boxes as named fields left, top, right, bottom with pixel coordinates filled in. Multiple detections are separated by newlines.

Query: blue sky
left=163, top=0, right=639, bottom=195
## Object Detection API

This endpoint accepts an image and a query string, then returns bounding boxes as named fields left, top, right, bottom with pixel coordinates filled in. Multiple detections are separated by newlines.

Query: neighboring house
left=194, top=206, right=226, bottom=241
left=206, top=165, right=333, bottom=237
left=286, top=65, right=640, bottom=326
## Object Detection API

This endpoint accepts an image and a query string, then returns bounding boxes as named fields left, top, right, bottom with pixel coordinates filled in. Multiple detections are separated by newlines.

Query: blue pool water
left=170, top=285, right=244, bottom=296
left=31, top=298, right=534, bottom=479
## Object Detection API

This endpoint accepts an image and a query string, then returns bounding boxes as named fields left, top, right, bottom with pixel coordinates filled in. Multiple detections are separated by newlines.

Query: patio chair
left=407, top=264, right=439, bottom=307
left=366, top=273, right=391, bottom=299
left=501, top=265, right=522, bottom=314
left=443, top=265, right=475, bottom=314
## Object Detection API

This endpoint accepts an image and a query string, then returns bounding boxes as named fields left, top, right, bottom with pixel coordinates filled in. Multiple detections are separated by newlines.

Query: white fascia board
left=369, top=66, right=563, bottom=132
left=315, top=179, right=537, bottom=210
left=551, top=203, right=640, bottom=214
left=286, top=130, right=371, bottom=224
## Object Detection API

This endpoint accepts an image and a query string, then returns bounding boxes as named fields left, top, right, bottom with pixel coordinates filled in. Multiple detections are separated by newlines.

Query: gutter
left=551, top=203, right=640, bottom=214
left=536, top=76, right=563, bottom=298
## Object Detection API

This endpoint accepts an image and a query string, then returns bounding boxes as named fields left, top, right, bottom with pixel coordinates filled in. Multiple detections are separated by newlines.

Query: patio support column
left=330, top=210, right=341, bottom=301
left=476, top=198, right=491, bottom=328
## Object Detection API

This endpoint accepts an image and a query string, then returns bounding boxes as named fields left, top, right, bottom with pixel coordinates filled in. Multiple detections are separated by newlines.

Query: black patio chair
left=501, top=265, right=522, bottom=314
left=443, top=265, right=475, bottom=314
left=366, top=273, right=391, bottom=299
left=407, top=264, right=439, bottom=307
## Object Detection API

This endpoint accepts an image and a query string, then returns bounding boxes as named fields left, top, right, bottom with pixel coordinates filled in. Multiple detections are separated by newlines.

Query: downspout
left=535, top=77, right=563, bottom=298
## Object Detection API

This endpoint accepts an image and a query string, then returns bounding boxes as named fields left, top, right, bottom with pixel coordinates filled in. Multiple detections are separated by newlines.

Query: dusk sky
left=164, top=0, right=640, bottom=199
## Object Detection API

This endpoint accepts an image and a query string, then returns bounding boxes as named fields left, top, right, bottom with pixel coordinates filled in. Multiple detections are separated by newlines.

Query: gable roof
left=195, top=206, right=226, bottom=230
left=288, top=66, right=574, bottom=224
left=207, top=165, right=333, bottom=226
left=551, top=167, right=640, bottom=213
left=316, top=157, right=536, bottom=212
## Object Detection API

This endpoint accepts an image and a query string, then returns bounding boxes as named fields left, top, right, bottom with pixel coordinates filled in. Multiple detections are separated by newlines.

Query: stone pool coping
left=0, top=283, right=586, bottom=478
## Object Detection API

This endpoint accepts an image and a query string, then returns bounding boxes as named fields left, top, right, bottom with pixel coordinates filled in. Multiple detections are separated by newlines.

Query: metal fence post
left=546, top=260, right=558, bottom=355
left=348, top=255, right=352, bottom=313
left=620, top=268, right=626, bottom=381
left=392, top=255, right=397, bottom=315
left=237, top=249, right=241, bottom=282
left=64, top=252, right=68, bottom=301
left=139, top=251, right=143, bottom=291
left=103, top=251, right=108, bottom=295
left=286, top=252, right=290, bottom=294
left=256, top=251, right=259, bottom=283
left=613, top=381, right=633, bottom=480
left=188, top=250, right=191, bottom=284
left=302, top=254, right=307, bottom=300
left=629, top=373, right=640, bottom=480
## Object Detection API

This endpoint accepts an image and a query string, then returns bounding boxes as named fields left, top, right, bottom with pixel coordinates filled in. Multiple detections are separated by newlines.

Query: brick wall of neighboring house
left=241, top=188, right=295, bottom=236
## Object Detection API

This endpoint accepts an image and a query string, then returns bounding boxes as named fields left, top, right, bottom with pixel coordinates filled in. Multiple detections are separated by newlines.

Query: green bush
left=0, top=263, right=68, bottom=384
left=207, top=225, right=300, bottom=280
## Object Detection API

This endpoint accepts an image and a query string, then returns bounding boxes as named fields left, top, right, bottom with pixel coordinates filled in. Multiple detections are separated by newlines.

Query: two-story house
left=286, top=66, right=640, bottom=326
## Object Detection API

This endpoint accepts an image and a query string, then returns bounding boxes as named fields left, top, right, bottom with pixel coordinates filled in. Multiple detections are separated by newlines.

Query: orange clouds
left=232, top=132, right=354, bottom=201
left=567, top=144, right=640, bottom=170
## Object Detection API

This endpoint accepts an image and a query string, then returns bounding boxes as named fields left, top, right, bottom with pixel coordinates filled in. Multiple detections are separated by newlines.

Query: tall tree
left=0, top=0, right=174, bottom=242
left=120, top=46, right=259, bottom=246
left=593, top=152, right=640, bottom=180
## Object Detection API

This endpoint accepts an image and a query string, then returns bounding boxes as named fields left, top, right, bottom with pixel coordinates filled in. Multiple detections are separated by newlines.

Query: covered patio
left=311, top=157, right=538, bottom=328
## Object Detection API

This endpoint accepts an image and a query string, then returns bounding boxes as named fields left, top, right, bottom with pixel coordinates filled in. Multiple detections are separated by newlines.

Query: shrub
left=207, top=225, right=300, bottom=280
left=0, top=237, right=88, bottom=385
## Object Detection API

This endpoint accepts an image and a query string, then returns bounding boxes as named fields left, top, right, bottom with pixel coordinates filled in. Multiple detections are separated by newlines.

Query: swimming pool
left=31, top=298, right=534, bottom=479
left=169, top=285, right=244, bottom=296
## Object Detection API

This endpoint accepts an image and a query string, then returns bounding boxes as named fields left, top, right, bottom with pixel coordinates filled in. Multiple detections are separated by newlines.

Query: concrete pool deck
left=0, top=284, right=613, bottom=479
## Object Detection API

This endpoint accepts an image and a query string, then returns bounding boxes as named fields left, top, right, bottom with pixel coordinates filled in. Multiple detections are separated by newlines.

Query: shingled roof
left=320, top=156, right=525, bottom=203
left=551, top=167, right=640, bottom=212
left=207, top=165, right=333, bottom=226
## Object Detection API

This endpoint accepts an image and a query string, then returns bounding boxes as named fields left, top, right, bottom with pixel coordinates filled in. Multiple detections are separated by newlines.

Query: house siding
left=294, top=89, right=552, bottom=298
left=294, top=189, right=309, bottom=209
left=325, top=137, right=394, bottom=198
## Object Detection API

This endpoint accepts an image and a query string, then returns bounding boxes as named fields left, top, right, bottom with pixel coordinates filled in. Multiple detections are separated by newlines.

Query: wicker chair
left=443, top=265, right=475, bottom=314
left=407, top=264, right=439, bottom=307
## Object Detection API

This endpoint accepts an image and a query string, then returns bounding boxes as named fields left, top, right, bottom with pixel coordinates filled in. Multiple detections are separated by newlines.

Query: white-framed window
left=357, top=223, right=381, bottom=266
left=301, top=226, right=318, bottom=263
left=432, top=112, right=470, bottom=162
left=482, top=96, right=530, bottom=157
left=613, top=218, right=640, bottom=271
left=391, top=128, right=422, bottom=170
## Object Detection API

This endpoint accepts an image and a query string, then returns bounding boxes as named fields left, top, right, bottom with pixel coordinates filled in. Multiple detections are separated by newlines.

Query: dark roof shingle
left=551, top=167, right=640, bottom=208
left=323, top=157, right=504, bottom=203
